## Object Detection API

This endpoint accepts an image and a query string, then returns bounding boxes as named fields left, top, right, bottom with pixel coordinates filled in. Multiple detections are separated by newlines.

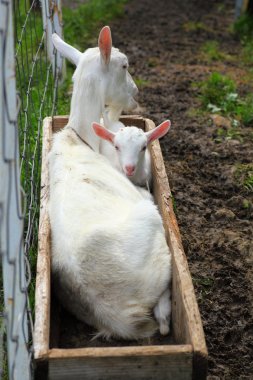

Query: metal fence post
left=0, top=0, right=31, bottom=379
left=41, top=0, right=65, bottom=79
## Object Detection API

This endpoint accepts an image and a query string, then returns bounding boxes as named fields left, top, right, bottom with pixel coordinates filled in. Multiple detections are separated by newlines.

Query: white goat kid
left=93, top=119, right=171, bottom=187
left=49, top=129, right=172, bottom=340
left=52, top=26, right=138, bottom=152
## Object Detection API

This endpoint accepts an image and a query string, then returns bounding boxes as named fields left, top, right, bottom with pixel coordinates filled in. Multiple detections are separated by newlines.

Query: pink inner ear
left=147, top=120, right=171, bottom=143
left=92, top=122, right=115, bottom=143
left=98, top=26, right=112, bottom=65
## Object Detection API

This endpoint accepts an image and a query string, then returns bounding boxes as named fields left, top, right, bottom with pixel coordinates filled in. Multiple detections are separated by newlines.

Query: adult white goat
left=50, top=26, right=171, bottom=339
left=93, top=116, right=171, bottom=187
left=49, top=127, right=171, bottom=339
left=52, top=26, right=138, bottom=152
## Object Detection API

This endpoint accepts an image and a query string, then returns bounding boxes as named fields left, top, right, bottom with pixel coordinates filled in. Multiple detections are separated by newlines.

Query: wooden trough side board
left=34, top=115, right=207, bottom=380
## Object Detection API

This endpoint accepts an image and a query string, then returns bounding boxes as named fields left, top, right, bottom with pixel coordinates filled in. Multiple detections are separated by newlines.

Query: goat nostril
left=125, top=165, right=135, bottom=176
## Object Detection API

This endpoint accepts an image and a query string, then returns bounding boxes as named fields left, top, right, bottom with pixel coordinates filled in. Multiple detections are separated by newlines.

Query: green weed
left=198, top=72, right=237, bottom=109
left=215, top=125, right=242, bottom=143
left=234, top=14, right=253, bottom=65
left=241, top=38, right=253, bottom=64
left=235, top=164, right=253, bottom=193
left=192, top=276, right=214, bottom=303
left=134, top=77, right=150, bottom=88
left=242, top=199, right=252, bottom=209
left=200, top=41, right=226, bottom=62
left=198, top=72, right=253, bottom=126
left=235, top=94, right=253, bottom=125
left=183, top=21, right=208, bottom=32
left=233, top=13, right=253, bottom=40
left=186, top=107, right=206, bottom=118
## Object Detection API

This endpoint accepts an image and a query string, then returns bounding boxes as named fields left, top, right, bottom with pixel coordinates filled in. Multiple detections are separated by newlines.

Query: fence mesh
left=1, top=0, right=63, bottom=378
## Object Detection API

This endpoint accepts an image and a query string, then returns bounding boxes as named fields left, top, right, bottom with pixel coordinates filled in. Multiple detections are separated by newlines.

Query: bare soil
left=57, top=0, right=253, bottom=378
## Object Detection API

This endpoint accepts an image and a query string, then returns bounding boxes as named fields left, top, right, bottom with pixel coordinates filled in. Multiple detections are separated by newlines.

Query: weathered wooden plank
left=48, top=345, right=192, bottom=358
left=48, top=346, right=193, bottom=380
left=34, top=117, right=52, bottom=360
left=52, top=115, right=69, bottom=132
left=51, top=114, right=145, bottom=132
left=120, top=114, right=145, bottom=129
left=145, top=118, right=208, bottom=380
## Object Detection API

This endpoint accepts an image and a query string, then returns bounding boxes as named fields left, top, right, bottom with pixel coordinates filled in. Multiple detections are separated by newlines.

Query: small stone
left=211, top=151, right=220, bottom=157
left=227, top=139, right=240, bottom=146
left=214, top=208, right=236, bottom=220
left=210, top=114, right=231, bottom=129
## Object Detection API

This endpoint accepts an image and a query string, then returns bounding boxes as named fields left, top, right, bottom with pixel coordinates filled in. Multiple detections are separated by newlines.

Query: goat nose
left=125, top=165, right=135, bottom=176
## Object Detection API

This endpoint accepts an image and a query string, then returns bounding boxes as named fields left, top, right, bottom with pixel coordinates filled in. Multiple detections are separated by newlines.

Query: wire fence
left=0, top=0, right=63, bottom=379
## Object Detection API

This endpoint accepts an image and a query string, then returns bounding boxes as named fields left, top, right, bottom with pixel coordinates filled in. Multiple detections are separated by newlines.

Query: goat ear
left=146, top=120, right=171, bottom=144
left=98, top=26, right=112, bottom=66
left=52, top=33, right=82, bottom=66
left=92, top=123, right=115, bottom=143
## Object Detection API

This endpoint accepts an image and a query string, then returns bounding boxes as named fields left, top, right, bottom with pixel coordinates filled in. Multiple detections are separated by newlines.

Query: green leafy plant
left=234, top=13, right=253, bottom=40
left=235, top=164, right=253, bottom=192
left=235, top=94, right=253, bottom=125
left=215, top=125, right=242, bottom=143
left=198, top=72, right=237, bottom=109
left=198, top=72, right=253, bottom=127
left=234, top=14, right=253, bottom=65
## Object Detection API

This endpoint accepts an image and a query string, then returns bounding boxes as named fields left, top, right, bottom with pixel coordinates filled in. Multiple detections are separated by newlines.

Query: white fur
left=49, top=127, right=171, bottom=339
left=52, top=28, right=138, bottom=153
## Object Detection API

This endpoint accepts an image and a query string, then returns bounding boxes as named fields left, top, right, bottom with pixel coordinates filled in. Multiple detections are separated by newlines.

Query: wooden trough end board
left=34, top=115, right=207, bottom=380
left=47, top=346, right=193, bottom=380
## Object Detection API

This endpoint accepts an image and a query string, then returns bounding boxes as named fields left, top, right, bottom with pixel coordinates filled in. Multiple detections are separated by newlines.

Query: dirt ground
left=58, top=0, right=253, bottom=378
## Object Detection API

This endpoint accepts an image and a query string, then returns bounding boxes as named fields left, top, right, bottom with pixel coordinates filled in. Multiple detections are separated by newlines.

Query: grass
left=233, top=13, right=253, bottom=40
left=133, top=77, right=150, bottom=88
left=198, top=72, right=237, bottom=109
left=200, top=41, right=222, bottom=61
left=183, top=21, right=210, bottom=33
left=197, top=72, right=253, bottom=127
left=200, top=41, right=230, bottom=62
left=234, top=14, right=253, bottom=65
left=62, top=0, right=127, bottom=49
left=235, top=164, right=253, bottom=193
left=215, top=126, right=242, bottom=143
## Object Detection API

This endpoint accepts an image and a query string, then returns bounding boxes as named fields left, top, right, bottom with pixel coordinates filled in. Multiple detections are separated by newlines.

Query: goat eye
left=122, top=64, right=127, bottom=69
left=142, top=146, right=147, bottom=151
left=115, top=146, right=120, bottom=151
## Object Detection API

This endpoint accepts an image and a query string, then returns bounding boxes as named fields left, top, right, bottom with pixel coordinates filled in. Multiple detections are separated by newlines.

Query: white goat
left=50, top=26, right=171, bottom=339
left=93, top=117, right=171, bottom=187
left=49, top=127, right=171, bottom=340
left=52, top=26, right=138, bottom=152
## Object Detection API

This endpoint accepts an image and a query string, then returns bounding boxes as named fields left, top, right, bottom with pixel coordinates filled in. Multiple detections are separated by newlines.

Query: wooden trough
left=34, top=115, right=208, bottom=380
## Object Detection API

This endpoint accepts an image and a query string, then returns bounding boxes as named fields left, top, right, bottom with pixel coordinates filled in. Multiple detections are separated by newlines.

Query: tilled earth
left=59, top=0, right=253, bottom=378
